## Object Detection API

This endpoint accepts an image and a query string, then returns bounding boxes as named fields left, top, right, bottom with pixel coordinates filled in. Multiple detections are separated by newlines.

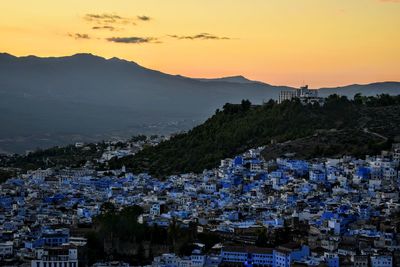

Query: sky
left=1, top=0, right=399, bottom=88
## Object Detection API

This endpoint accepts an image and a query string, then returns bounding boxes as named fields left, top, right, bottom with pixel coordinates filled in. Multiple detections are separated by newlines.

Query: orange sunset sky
left=1, top=0, right=399, bottom=88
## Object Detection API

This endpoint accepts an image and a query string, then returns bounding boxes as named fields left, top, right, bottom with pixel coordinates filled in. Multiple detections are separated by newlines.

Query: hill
left=1, top=52, right=399, bottom=153
left=261, top=128, right=386, bottom=161
left=0, top=53, right=291, bottom=153
left=109, top=95, right=400, bottom=177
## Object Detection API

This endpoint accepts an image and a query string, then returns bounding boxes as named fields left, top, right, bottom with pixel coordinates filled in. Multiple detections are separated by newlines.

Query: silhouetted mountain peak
left=107, top=56, right=141, bottom=67
left=0, top=52, right=17, bottom=61
left=70, top=53, right=103, bottom=59
left=58, top=53, right=107, bottom=64
left=222, top=75, right=251, bottom=82
left=196, top=75, right=268, bottom=85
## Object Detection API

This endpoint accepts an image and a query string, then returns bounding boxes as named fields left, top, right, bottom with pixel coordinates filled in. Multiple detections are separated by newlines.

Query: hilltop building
left=278, top=85, right=325, bottom=105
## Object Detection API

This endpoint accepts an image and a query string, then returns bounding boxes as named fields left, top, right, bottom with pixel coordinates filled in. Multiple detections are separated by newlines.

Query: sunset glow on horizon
left=1, top=0, right=400, bottom=88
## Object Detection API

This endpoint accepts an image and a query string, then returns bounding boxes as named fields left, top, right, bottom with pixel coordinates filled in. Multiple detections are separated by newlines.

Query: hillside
left=1, top=52, right=400, bottom=153
left=261, top=128, right=386, bottom=161
left=109, top=95, right=400, bottom=177
left=0, top=53, right=289, bottom=153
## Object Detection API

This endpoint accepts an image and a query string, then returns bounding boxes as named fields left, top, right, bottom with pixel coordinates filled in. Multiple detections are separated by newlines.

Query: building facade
left=31, top=247, right=78, bottom=267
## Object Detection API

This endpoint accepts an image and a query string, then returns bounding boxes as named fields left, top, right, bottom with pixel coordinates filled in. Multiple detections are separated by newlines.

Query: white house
left=371, top=255, right=392, bottom=267
left=0, top=241, right=13, bottom=258
left=31, top=247, right=78, bottom=267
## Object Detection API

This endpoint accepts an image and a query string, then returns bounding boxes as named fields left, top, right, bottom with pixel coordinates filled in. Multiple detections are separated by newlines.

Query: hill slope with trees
left=110, top=94, right=400, bottom=177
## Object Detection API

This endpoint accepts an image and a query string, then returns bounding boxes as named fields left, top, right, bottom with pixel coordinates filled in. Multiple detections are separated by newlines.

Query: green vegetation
left=130, top=134, right=148, bottom=142
left=261, top=128, right=391, bottom=161
left=0, top=169, right=15, bottom=183
left=85, top=205, right=199, bottom=265
left=0, top=143, right=107, bottom=171
left=110, top=94, right=400, bottom=177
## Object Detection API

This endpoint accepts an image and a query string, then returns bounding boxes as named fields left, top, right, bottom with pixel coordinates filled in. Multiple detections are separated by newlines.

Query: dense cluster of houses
left=150, top=243, right=311, bottom=267
left=0, top=140, right=400, bottom=266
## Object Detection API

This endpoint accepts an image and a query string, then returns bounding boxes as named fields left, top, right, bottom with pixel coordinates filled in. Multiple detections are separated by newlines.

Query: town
left=0, top=135, right=399, bottom=267
left=2, top=0, right=400, bottom=266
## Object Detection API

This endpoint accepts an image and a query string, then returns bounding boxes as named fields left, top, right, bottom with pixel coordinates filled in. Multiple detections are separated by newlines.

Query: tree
left=100, top=202, right=116, bottom=214
left=241, top=99, right=251, bottom=111
left=167, top=218, right=181, bottom=252
left=136, top=243, right=145, bottom=264
left=353, top=93, right=363, bottom=105
left=131, top=135, right=147, bottom=142
left=255, top=228, right=269, bottom=247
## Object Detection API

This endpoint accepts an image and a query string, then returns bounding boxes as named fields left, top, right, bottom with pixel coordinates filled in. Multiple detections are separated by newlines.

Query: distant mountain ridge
left=318, top=82, right=400, bottom=97
left=195, top=75, right=264, bottom=84
left=0, top=52, right=399, bottom=153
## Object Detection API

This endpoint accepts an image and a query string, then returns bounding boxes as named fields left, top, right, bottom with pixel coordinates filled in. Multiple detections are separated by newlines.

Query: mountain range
left=0, top=52, right=399, bottom=153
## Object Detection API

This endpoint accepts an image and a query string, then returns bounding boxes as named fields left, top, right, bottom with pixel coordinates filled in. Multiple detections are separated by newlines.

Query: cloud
left=92, top=25, right=117, bottom=31
left=84, top=13, right=152, bottom=26
left=84, top=13, right=135, bottom=25
left=106, top=36, right=160, bottom=44
left=85, top=13, right=122, bottom=20
left=169, top=33, right=230, bottom=40
left=137, top=15, right=151, bottom=21
left=68, top=33, right=91, bottom=39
